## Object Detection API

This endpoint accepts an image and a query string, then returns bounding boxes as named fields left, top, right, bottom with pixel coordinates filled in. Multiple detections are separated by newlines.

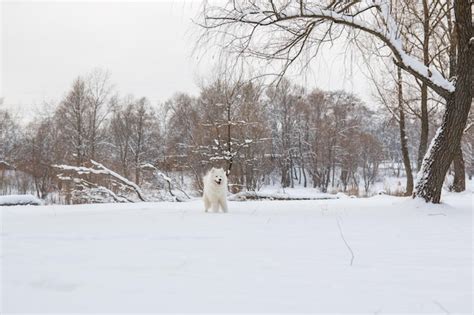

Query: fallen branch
left=90, top=160, right=147, bottom=201
left=229, top=191, right=339, bottom=201
left=53, top=160, right=147, bottom=202
left=57, top=174, right=131, bottom=203
left=433, top=300, right=450, bottom=315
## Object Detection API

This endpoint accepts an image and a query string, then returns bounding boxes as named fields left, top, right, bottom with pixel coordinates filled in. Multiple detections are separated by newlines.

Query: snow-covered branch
left=203, top=0, right=454, bottom=98
left=57, top=173, right=131, bottom=203
left=53, top=160, right=147, bottom=202
left=90, top=160, right=147, bottom=201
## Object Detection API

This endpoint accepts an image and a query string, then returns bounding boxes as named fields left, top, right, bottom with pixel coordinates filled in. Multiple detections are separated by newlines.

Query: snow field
left=1, top=192, right=472, bottom=313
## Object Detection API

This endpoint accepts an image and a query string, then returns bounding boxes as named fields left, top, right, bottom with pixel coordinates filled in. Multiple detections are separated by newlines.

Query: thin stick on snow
left=336, top=217, right=355, bottom=266
left=433, top=300, right=450, bottom=315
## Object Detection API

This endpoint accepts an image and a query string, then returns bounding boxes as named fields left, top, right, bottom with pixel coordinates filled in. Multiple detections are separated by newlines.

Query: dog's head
left=210, top=167, right=226, bottom=186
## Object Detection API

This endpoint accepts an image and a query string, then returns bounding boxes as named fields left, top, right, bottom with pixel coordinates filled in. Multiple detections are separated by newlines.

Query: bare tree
left=129, top=97, right=161, bottom=185
left=363, top=56, right=416, bottom=195
left=17, top=118, right=59, bottom=199
left=55, top=70, right=113, bottom=166
left=0, top=108, right=21, bottom=165
left=266, top=79, right=302, bottom=188
left=0, top=108, right=22, bottom=194
left=401, top=0, right=447, bottom=170
left=359, top=132, right=384, bottom=195
left=162, top=93, right=204, bottom=189
left=56, top=77, right=89, bottom=165
left=85, top=69, right=113, bottom=161
left=109, top=96, right=134, bottom=179
left=108, top=96, right=160, bottom=185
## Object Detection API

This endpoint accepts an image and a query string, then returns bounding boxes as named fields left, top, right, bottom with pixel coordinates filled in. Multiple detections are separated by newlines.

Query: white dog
left=203, top=167, right=228, bottom=213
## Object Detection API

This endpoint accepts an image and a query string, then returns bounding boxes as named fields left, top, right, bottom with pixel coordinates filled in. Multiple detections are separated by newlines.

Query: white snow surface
left=1, top=192, right=472, bottom=313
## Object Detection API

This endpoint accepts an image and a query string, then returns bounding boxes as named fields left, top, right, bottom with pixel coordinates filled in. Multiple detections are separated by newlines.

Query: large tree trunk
left=446, top=1, right=466, bottom=193
left=398, top=67, right=414, bottom=196
left=452, top=144, right=466, bottom=191
left=414, top=0, right=472, bottom=203
left=451, top=146, right=465, bottom=192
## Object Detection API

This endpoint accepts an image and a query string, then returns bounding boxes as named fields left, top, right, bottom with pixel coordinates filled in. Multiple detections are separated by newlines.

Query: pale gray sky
left=1, top=0, right=372, bottom=118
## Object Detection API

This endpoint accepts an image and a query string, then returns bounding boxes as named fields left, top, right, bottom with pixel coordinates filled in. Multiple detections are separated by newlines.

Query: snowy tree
left=197, top=79, right=270, bottom=191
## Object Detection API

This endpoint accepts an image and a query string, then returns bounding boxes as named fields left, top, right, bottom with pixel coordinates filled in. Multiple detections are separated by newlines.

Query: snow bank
left=0, top=194, right=42, bottom=206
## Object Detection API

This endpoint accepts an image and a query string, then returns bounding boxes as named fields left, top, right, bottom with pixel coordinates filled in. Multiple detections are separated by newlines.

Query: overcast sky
left=1, top=0, right=372, bottom=118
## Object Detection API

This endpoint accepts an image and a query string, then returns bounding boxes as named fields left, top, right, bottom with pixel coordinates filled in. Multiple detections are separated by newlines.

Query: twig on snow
left=336, top=217, right=355, bottom=266
left=433, top=300, right=450, bottom=314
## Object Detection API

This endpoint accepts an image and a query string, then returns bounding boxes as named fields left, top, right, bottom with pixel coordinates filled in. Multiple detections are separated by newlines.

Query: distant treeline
left=0, top=70, right=471, bottom=203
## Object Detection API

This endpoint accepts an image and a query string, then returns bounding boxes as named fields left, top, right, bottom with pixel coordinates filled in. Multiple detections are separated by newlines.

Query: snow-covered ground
left=1, top=191, right=472, bottom=313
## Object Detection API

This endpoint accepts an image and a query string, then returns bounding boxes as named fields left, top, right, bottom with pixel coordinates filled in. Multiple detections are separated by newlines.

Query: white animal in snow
left=203, top=167, right=228, bottom=213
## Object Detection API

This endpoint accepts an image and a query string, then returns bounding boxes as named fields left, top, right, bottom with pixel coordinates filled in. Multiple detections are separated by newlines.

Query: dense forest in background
left=1, top=69, right=472, bottom=204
